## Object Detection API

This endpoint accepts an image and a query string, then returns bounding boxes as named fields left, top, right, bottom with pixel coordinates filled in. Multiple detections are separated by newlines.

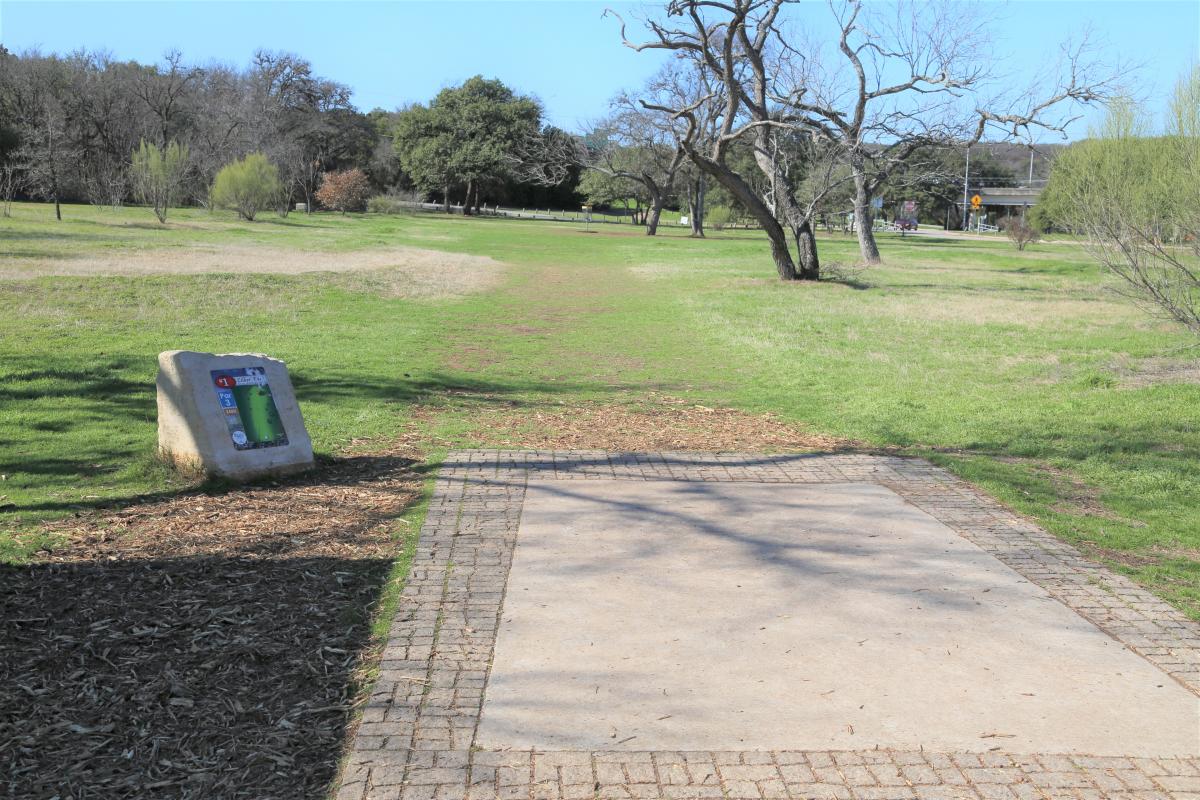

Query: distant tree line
left=0, top=47, right=582, bottom=219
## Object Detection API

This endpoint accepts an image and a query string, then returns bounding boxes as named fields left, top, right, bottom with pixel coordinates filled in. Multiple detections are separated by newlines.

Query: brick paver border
left=337, top=451, right=1200, bottom=800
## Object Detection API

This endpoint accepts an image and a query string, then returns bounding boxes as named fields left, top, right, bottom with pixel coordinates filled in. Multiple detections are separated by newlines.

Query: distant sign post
left=582, top=204, right=592, bottom=233
left=971, top=194, right=982, bottom=210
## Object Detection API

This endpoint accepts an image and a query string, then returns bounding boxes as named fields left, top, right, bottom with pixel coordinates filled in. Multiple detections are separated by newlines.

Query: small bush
left=367, top=194, right=418, bottom=215
left=820, top=260, right=868, bottom=286
left=1003, top=216, right=1041, bottom=251
left=316, top=168, right=371, bottom=214
left=706, top=205, right=733, bottom=231
left=131, top=140, right=189, bottom=224
left=211, top=153, right=281, bottom=221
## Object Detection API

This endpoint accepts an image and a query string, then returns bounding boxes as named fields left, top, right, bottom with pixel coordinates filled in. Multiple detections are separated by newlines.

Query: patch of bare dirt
left=1091, top=544, right=1200, bottom=570
left=0, top=244, right=502, bottom=299
left=1, top=451, right=423, bottom=799
left=1112, top=356, right=1200, bottom=388
left=988, top=454, right=1133, bottom=523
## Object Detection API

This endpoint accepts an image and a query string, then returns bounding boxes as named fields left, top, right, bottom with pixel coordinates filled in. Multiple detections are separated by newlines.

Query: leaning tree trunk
left=690, top=154, right=797, bottom=279
left=688, top=175, right=706, bottom=238
left=749, top=135, right=820, bottom=280
left=793, top=219, right=820, bottom=280
left=852, top=172, right=881, bottom=265
left=645, top=193, right=664, bottom=236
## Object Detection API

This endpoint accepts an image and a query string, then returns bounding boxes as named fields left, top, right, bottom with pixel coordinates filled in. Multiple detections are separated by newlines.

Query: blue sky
left=1, top=0, right=1196, bottom=139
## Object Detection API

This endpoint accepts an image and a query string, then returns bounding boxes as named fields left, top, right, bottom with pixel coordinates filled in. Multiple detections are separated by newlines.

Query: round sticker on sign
left=231, top=430, right=248, bottom=445
left=214, top=375, right=236, bottom=388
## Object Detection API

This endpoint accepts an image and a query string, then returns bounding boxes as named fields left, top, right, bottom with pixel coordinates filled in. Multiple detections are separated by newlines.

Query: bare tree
left=66, top=51, right=143, bottom=208
left=9, top=53, right=76, bottom=221
left=612, top=1, right=829, bottom=278
left=131, top=50, right=201, bottom=148
left=584, top=100, right=687, bottom=235
left=506, top=125, right=581, bottom=188
left=641, top=62, right=726, bottom=238
left=616, top=0, right=1120, bottom=274
left=777, top=0, right=1119, bottom=263
left=0, top=162, right=23, bottom=217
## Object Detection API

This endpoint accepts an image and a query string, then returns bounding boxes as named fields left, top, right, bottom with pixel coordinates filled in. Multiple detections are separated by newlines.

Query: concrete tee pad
left=338, top=452, right=1200, bottom=800
left=478, top=479, right=1196, bottom=755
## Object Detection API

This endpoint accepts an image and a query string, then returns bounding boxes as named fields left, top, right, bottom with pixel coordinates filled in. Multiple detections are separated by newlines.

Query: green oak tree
left=392, top=76, right=544, bottom=214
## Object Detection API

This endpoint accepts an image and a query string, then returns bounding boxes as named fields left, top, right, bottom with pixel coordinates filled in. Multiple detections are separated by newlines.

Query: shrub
left=706, top=205, right=733, bottom=231
left=130, top=140, right=189, bottom=224
left=367, top=194, right=418, bottom=215
left=1041, top=69, right=1200, bottom=335
left=316, top=168, right=371, bottom=214
left=210, top=153, right=281, bottom=221
left=1002, top=216, right=1041, bottom=251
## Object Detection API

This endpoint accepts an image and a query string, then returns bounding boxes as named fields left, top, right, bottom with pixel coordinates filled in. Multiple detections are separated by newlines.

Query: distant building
left=965, top=186, right=1042, bottom=213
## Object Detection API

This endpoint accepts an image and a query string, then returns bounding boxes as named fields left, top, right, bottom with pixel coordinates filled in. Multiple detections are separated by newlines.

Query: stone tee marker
left=156, top=350, right=314, bottom=481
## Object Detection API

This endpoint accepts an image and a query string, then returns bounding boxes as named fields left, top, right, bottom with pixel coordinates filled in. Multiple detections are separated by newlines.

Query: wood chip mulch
left=451, top=393, right=851, bottom=453
left=0, top=451, right=423, bottom=800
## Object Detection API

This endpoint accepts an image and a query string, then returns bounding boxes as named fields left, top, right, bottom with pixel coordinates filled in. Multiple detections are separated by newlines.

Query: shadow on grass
left=0, top=357, right=637, bottom=518
left=0, top=229, right=129, bottom=244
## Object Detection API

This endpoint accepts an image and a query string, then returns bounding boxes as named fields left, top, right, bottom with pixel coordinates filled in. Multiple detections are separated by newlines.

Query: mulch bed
left=1, top=452, right=422, bottom=799
left=448, top=393, right=851, bottom=453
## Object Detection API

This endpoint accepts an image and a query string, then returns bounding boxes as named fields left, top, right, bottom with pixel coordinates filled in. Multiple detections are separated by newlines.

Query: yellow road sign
left=970, top=194, right=982, bottom=209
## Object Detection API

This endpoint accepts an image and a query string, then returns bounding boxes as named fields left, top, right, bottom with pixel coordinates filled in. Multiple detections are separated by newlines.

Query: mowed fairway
left=2, top=201, right=1198, bottom=614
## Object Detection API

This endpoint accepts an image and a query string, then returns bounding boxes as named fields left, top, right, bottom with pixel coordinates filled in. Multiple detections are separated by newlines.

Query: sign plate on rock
left=157, top=350, right=313, bottom=481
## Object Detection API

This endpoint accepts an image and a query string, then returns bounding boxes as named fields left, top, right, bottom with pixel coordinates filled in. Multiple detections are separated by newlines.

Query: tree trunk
left=461, top=179, right=473, bottom=215
left=55, top=195, right=61, bottom=221
left=749, top=133, right=819, bottom=280
left=794, top=219, right=820, bottom=280
left=645, top=201, right=663, bottom=235
left=443, top=184, right=451, bottom=213
left=688, top=175, right=705, bottom=238
left=690, top=153, right=797, bottom=280
left=853, top=172, right=881, bottom=264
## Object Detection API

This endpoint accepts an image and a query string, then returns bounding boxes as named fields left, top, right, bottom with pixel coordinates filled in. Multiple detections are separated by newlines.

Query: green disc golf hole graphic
left=232, top=384, right=286, bottom=444
left=211, top=368, right=289, bottom=450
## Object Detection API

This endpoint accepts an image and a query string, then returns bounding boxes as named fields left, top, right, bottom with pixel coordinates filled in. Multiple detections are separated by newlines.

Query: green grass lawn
left=2, top=201, right=1198, bottom=614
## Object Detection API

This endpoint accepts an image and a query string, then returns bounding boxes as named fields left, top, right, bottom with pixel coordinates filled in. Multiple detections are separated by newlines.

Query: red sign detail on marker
left=214, top=375, right=236, bottom=388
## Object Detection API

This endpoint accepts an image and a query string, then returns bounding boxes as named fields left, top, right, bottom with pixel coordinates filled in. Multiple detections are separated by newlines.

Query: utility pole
left=1022, top=144, right=1035, bottom=223
left=961, top=145, right=970, bottom=231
